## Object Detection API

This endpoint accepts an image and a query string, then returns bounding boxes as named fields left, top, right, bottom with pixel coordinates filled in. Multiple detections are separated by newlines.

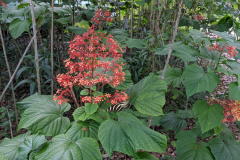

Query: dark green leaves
left=208, top=138, right=240, bottom=160
left=182, top=65, right=220, bottom=97
left=193, top=100, right=224, bottom=133
left=18, top=101, right=71, bottom=136
left=160, top=112, right=188, bottom=133
left=127, top=73, right=167, bottom=116
left=36, top=135, right=101, bottom=160
left=176, top=131, right=214, bottom=160
left=99, top=112, right=167, bottom=156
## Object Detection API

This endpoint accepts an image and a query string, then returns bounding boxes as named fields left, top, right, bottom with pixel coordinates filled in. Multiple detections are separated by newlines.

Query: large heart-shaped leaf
left=9, top=18, right=31, bottom=39
left=66, top=121, right=99, bottom=141
left=17, top=93, right=52, bottom=115
left=160, top=112, right=188, bottom=133
left=193, top=100, right=224, bottom=133
left=18, top=134, right=47, bottom=158
left=98, top=112, right=167, bottom=156
left=127, top=73, right=167, bottom=116
left=0, top=132, right=31, bottom=160
left=35, top=135, right=101, bottom=160
left=182, top=65, right=220, bottom=97
left=208, top=138, right=240, bottom=160
left=18, top=101, right=71, bottom=136
left=176, top=130, right=214, bottom=160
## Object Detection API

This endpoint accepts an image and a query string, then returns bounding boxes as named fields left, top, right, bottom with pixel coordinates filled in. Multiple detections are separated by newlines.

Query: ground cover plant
left=1, top=0, right=240, bottom=160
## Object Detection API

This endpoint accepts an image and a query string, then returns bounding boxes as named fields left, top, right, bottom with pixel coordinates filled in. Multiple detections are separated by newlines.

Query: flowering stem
left=71, top=87, right=80, bottom=107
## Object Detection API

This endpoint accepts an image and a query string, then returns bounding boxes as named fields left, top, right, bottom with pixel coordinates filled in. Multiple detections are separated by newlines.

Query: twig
left=131, top=0, right=134, bottom=38
left=0, top=34, right=37, bottom=101
left=51, top=0, right=54, bottom=95
left=0, top=25, right=19, bottom=129
left=30, top=0, right=41, bottom=94
left=6, top=109, right=13, bottom=138
left=161, top=0, right=183, bottom=80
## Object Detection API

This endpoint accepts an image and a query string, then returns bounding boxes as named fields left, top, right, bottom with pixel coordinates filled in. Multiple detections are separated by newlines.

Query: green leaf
left=109, top=29, right=128, bottom=43
left=172, top=44, right=198, bottom=62
left=35, top=135, right=101, bottom=160
left=66, top=121, right=99, bottom=141
left=192, top=121, right=215, bottom=138
left=126, top=38, right=146, bottom=49
left=33, top=4, right=46, bottom=19
left=127, top=73, right=167, bottom=116
left=193, top=100, right=224, bottom=133
left=87, top=109, right=110, bottom=123
left=98, top=112, right=167, bottom=156
left=18, top=101, right=71, bottom=136
left=229, top=82, right=240, bottom=101
left=73, top=107, right=90, bottom=122
left=114, top=70, right=133, bottom=90
left=208, top=138, right=240, bottom=160
left=163, top=68, right=182, bottom=87
left=0, top=132, right=31, bottom=160
left=199, top=46, right=220, bottom=61
left=18, top=134, right=47, bottom=158
left=74, top=21, right=90, bottom=28
left=80, top=90, right=89, bottom=95
left=84, top=103, right=98, bottom=115
left=135, top=152, right=158, bottom=160
left=9, top=18, right=31, bottom=39
left=160, top=112, right=188, bottom=133
left=66, top=26, right=88, bottom=34
left=188, top=29, right=206, bottom=44
left=219, top=124, right=236, bottom=141
left=178, top=109, right=196, bottom=119
left=176, top=130, right=214, bottom=160
left=234, top=3, right=238, bottom=10
left=182, top=65, right=220, bottom=97
left=17, top=93, right=53, bottom=115
left=48, top=7, right=72, bottom=15
left=155, top=42, right=182, bottom=55
left=0, top=153, right=8, bottom=160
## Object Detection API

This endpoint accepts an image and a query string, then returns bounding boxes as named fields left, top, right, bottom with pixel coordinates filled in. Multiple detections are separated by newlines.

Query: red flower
left=210, top=98, right=240, bottom=122
left=91, top=9, right=113, bottom=27
left=1, top=2, right=8, bottom=7
left=54, top=14, right=127, bottom=105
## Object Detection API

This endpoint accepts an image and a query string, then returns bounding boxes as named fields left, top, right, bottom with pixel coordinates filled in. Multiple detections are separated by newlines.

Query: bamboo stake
left=7, top=109, right=13, bottom=138
left=0, top=25, right=18, bottom=129
left=30, top=0, right=41, bottom=94
left=131, top=0, right=134, bottom=38
left=148, top=0, right=183, bottom=128
left=0, top=34, right=37, bottom=101
left=51, top=0, right=54, bottom=95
